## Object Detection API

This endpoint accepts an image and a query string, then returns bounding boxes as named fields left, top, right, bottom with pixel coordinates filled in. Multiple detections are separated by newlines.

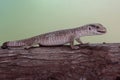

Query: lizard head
left=84, top=23, right=107, bottom=35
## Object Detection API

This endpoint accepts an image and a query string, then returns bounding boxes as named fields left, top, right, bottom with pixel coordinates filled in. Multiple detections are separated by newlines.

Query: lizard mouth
left=97, top=30, right=106, bottom=33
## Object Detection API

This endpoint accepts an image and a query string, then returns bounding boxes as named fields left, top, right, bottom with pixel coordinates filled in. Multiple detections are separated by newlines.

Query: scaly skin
left=1, top=23, right=107, bottom=49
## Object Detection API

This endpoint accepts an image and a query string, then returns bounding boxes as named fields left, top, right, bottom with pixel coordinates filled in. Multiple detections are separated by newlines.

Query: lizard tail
left=1, top=42, right=8, bottom=49
left=1, top=41, right=26, bottom=49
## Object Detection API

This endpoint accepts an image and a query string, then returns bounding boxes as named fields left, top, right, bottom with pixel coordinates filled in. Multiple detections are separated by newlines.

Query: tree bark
left=0, top=43, right=120, bottom=80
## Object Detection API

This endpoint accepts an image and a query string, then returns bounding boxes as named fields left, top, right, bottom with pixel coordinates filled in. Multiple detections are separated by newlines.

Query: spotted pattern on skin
left=1, top=23, right=107, bottom=49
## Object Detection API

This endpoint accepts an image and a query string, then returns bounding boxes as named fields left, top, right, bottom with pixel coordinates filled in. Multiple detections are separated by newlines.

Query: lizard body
left=1, top=23, right=107, bottom=49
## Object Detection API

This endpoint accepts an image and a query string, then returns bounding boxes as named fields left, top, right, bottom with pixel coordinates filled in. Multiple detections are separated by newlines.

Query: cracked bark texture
left=0, top=43, right=120, bottom=80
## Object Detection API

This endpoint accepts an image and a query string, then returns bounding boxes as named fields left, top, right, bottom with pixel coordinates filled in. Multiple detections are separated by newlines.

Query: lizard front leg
left=76, top=38, right=89, bottom=45
left=75, top=38, right=83, bottom=44
left=70, top=36, right=79, bottom=49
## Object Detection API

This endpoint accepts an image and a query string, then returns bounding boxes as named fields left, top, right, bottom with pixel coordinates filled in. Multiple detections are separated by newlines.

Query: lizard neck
left=74, top=26, right=92, bottom=37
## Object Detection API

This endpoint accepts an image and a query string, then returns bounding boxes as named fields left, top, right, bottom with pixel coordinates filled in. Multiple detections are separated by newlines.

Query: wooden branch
left=0, top=43, right=120, bottom=80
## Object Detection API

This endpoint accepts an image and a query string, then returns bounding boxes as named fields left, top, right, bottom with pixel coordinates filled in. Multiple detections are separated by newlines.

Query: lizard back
left=37, top=29, right=75, bottom=46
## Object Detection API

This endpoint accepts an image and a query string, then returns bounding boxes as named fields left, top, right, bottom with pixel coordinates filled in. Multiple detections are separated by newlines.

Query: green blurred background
left=0, top=0, right=120, bottom=45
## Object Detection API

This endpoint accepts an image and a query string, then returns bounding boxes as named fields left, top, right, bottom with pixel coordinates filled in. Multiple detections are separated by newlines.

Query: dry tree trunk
left=0, top=43, right=120, bottom=80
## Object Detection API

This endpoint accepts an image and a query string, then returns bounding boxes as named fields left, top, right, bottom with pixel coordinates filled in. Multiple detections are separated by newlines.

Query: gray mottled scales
left=1, top=23, right=107, bottom=49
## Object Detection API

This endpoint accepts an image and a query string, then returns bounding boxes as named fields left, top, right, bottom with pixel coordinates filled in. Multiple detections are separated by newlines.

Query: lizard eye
left=89, top=27, right=92, bottom=30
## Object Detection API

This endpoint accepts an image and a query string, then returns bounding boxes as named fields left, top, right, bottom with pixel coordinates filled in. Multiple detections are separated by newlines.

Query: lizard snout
left=97, top=27, right=107, bottom=34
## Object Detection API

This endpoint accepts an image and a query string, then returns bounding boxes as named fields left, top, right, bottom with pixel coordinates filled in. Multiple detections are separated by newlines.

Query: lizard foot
left=71, top=46, right=79, bottom=50
left=24, top=46, right=32, bottom=50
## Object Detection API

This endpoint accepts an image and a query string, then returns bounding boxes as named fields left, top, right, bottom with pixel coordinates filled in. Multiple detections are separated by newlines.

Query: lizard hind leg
left=24, top=43, right=40, bottom=49
left=23, top=45, right=32, bottom=50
